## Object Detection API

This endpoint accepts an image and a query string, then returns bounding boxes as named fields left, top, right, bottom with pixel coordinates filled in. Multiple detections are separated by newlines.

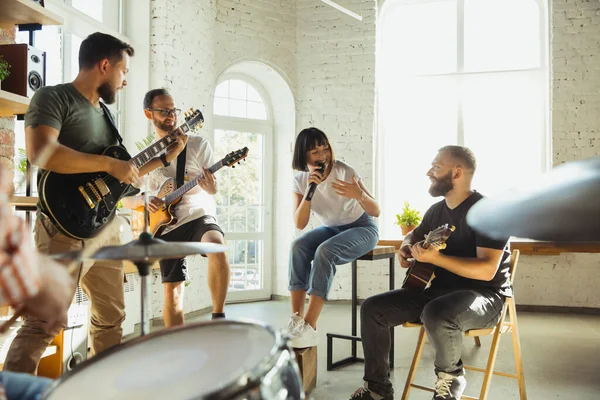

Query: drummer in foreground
left=0, top=164, right=74, bottom=399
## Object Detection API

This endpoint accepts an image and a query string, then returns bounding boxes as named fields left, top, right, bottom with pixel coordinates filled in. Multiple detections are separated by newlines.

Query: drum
left=42, top=320, right=304, bottom=399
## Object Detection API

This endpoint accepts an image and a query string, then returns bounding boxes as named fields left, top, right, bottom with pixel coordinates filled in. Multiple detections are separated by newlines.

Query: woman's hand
left=331, top=176, right=363, bottom=200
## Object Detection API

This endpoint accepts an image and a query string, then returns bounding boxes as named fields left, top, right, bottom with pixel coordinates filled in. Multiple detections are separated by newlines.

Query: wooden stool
left=294, top=347, right=317, bottom=395
left=401, top=250, right=527, bottom=400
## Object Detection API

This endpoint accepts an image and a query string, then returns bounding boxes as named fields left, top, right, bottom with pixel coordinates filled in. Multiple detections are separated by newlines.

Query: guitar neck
left=164, top=160, right=225, bottom=205
left=129, top=125, right=194, bottom=169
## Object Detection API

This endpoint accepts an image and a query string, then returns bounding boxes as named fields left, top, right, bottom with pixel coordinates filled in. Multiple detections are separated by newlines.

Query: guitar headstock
left=223, top=147, right=249, bottom=168
left=424, top=224, right=455, bottom=250
left=183, top=108, right=204, bottom=133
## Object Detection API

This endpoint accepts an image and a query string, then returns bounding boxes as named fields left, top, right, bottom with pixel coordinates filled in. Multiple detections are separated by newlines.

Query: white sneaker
left=290, top=321, right=319, bottom=348
left=282, top=313, right=304, bottom=335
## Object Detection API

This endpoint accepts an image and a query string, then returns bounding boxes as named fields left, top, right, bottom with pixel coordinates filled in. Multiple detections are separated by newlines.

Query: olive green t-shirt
left=25, top=83, right=118, bottom=155
left=25, top=83, right=120, bottom=214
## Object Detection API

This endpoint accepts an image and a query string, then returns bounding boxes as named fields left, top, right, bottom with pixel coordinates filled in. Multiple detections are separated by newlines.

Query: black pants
left=158, top=215, right=224, bottom=283
left=361, top=287, right=504, bottom=396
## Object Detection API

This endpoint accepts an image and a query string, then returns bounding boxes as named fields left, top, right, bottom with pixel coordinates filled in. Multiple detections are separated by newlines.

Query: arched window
left=213, top=76, right=272, bottom=301
left=378, top=0, right=549, bottom=237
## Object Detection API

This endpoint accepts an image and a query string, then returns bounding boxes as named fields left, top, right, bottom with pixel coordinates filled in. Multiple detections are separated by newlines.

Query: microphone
left=305, top=162, right=326, bottom=201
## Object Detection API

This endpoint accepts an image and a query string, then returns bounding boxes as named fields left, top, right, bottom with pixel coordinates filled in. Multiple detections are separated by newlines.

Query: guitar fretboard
left=130, top=124, right=192, bottom=169
left=164, top=159, right=225, bottom=205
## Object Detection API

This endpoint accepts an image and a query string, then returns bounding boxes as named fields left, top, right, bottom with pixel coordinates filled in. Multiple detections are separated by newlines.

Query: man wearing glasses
left=121, top=88, right=230, bottom=327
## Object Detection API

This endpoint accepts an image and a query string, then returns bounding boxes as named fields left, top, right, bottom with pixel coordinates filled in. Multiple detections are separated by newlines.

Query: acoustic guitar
left=402, top=223, right=455, bottom=291
left=135, top=147, right=249, bottom=236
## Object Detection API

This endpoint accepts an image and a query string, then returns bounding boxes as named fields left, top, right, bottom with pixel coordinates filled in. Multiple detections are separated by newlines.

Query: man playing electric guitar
left=5, top=33, right=186, bottom=374
left=349, top=146, right=512, bottom=400
left=121, top=88, right=230, bottom=327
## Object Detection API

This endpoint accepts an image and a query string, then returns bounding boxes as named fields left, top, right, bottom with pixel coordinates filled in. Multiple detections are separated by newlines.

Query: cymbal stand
left=137, top=176, right=153, bottom=336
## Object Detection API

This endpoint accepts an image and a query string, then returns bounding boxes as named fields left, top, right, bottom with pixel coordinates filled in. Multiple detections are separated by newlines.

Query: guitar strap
left=99, top=102, right=124, bottom=146
left=176, top=145, right=187, bottom=189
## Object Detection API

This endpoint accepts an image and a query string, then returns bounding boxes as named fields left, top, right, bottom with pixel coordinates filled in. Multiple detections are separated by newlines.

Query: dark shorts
left=158, top=215, right=224, bottom=283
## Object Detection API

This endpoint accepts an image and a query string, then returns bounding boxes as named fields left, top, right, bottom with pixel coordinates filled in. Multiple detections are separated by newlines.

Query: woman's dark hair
left=292, top=127, right=335, bottom=171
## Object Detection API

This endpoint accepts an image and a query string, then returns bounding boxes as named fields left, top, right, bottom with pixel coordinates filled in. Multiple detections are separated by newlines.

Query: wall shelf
left=0, top=89, right=29, bottom=116
left=0, top=0, right=64, bottom=27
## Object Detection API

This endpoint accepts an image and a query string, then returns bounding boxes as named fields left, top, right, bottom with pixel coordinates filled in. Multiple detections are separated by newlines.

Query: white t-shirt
left=144, top=135, right=217, bottom=234
left=292, top=160, right=365, bottom=227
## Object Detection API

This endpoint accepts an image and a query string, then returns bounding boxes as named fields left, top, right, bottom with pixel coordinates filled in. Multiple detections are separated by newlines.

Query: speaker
left=63, top=291, right=90, bottom=372
left=0, top=44, right=46, bottom=98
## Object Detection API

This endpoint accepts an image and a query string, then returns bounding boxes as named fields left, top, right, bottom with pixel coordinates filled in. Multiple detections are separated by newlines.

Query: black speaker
left=0, top=44, right=46, bottom=98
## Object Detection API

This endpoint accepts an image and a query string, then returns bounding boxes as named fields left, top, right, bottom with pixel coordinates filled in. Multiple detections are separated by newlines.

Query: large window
left=378, top=0, right=549, bottom=237
left=13, top=0, right=126, bottom=195
left=213, top=77, right=272, bottom=301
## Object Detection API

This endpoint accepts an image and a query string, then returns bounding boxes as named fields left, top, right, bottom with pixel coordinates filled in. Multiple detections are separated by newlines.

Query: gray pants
left=361, top=287, right=505, bottom=396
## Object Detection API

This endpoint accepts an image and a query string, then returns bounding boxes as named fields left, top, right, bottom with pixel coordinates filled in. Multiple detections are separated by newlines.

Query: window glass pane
left=70, top=0, right=121, bottom=32
left=379, top=76, right=458, bottom=237
left=382, top=1, right=457, bottom=76
left=213, top=97, right=229, bottom=116
left=68, top=33, right=83, bottom=82
left=463, top=71, right=546, bottom=196
left=229, top=99, right=246, bottom=118
left=247, top=101, right=267, bottom=120
left=247, top=85, right=263, bottom=102
left=215, top=81, right=228, bottom=97
left=465, top=0, right=541, bottom=71
left=229, top=79, right=247, bottom=100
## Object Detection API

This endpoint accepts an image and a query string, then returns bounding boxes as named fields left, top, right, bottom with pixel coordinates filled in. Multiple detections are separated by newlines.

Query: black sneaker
left=349, top=383, right=393, bottom=400
left=433, top=372, right=467, bottom=400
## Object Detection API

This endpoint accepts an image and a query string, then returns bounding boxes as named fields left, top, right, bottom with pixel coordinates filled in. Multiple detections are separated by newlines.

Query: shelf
left=0, top=0, right=64, bottom=27
left=0, top=89, right=29, bottom=116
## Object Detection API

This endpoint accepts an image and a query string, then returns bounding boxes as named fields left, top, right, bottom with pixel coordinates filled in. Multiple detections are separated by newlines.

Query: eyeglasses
left=147, top=108, right=181, bottom=117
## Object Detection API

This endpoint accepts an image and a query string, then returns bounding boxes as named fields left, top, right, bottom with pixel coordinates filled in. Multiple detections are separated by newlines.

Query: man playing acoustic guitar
left=349, top=146, right=512, bottom=400
left=121, top=88, right=230, bottom=327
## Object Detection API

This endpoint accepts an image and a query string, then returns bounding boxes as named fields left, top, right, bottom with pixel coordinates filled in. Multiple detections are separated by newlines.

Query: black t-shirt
left=411, top=191, right=513, bottom=297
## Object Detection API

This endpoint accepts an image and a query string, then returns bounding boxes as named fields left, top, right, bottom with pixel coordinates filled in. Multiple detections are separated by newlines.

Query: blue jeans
left=0, top=372, right=52, bottom=400
left=288, top=212, right=379, bottom=299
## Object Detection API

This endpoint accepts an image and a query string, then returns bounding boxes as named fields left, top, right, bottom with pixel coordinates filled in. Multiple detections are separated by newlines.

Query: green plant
left=16, top=148, right=27, bottom=175
left=135, top=133, right=155, bottom=151
left=0, top=55, right=10, bottom=81
left=395, top=202, right=422, bottom=227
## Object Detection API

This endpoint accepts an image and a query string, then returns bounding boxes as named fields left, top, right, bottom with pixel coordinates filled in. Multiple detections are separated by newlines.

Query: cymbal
left=50, top=236, right=227, bottom=262
left=466, top=157, right=600, bottom=242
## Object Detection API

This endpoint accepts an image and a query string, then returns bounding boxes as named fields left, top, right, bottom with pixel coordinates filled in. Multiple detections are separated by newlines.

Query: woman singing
left=285, top=127, right=380, bottom=348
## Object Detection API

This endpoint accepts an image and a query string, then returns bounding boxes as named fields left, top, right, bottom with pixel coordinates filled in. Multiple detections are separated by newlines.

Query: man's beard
left=155, top=119, right=176, bottom=132
left=97, top=82, right=117, bottom=104
left=428, top=171, right=454, bottom=197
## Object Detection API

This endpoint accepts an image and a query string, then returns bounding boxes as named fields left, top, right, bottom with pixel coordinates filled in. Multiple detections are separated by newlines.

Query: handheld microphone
left=305, top=162, right=326, bottom=201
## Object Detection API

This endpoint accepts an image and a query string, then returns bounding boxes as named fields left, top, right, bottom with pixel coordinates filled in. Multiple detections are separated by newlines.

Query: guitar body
left=39, top=145, right=140, bottom=240
left=134, top=177, right=182, bottom=236
left=402, top=262, right=435, bottom=291
left=401, top=224, right=455, bottom=292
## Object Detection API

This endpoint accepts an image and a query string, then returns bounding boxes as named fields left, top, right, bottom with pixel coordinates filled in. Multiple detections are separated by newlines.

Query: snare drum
left=42, top=320, right=304, bottom=399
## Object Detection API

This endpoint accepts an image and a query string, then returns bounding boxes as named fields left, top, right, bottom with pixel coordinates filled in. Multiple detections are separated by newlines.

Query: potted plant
left=395, top=202, right=422, bottom=235
left=0, top=55, right=10, bottom=90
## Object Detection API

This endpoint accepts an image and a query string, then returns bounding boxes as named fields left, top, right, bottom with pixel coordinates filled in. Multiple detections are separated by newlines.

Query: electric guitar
left=135, top=147, right=249, bottom=236
left=39, top=110, right=205, bottom=240
left=402, top=224, right=455, bottom=291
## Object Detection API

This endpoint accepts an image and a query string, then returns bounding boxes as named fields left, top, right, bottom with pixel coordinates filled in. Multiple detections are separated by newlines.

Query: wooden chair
left=401, top=249, right=526, bottom=400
